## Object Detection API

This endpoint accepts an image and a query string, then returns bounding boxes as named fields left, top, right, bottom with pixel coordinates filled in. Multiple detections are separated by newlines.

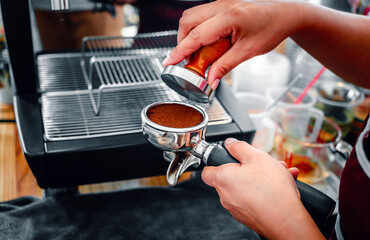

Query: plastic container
left=315, top=80, right=364, bottom=137
left=235, top=92, right=275, bottom=152
left=231, top=51, right=291, bottom=95
left=265, top=86, right=317, bottom=121
left=275, top=109, right=347, bottom=184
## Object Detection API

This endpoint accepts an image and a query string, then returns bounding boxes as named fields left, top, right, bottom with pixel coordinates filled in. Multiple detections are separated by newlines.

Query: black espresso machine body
left=1, top=0, right=255, bottom=189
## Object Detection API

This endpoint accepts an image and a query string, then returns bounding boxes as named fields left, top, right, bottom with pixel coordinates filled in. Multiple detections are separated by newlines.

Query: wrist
left=287, top=1, right=314, bottom=37
left=290, top=1, right=332, bottom=42
left=268, top=201, right=324, bottom=240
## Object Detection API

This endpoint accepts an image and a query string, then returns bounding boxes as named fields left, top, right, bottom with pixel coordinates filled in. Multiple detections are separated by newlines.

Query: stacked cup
left=235, top=92, right=275, bottom=153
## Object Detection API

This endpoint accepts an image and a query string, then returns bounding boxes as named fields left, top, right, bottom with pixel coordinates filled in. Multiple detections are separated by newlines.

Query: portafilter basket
left=141, top=101, right=337, bottom=228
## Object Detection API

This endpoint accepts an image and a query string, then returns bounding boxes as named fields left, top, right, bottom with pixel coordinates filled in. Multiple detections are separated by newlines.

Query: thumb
left=288, top=167, right=299, bottom=179
left=224, top=138, right=256, bottom=164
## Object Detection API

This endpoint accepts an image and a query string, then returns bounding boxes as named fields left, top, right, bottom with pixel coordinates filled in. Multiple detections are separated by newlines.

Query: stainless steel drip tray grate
left=41, top=83, right=232, bottom=141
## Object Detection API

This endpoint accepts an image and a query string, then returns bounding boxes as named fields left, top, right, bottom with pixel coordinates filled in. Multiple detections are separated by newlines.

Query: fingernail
left=162, top=55, right=170, bottom=66
left=211, top=79, right=220, bottom=90
left=225, top=138, right=237, bottom=147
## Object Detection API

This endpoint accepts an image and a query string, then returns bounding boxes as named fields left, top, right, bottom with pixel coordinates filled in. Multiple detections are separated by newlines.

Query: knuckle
left=181, top=8, right=191, bottom=18
left=212, top=170, right=223, bottom=187
left=213, top=167, right=227, bottom=188
left=217, top=63, right=232, bottom=76
left=225, top=5, right=243, bottom=19
left=219, top=198, right=230, bottom=209
left=178, top=16, right=189, bottom=28
left=217, top=166, right=234, bottom=186
left=189, top=28, right=201, bottom=41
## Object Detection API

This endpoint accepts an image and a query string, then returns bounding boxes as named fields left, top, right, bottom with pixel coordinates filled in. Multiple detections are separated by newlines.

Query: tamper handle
left=185, top=38, right=231, bottom=78
left=206, top=144, right=336, bottom=230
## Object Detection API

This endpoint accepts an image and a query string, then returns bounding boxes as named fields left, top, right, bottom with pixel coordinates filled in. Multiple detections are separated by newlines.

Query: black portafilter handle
left=207, top=144, right=336, bottom=230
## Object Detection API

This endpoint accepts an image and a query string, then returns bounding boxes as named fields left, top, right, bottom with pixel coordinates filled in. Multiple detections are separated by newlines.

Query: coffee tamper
left=161, top=38, right=231, bottom=103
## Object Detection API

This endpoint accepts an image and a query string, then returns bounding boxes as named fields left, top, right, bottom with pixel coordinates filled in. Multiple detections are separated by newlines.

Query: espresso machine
left=0, top=0, right=255, bottom=189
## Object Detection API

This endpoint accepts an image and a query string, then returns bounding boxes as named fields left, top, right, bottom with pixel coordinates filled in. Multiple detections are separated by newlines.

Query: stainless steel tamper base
left=161, top=65, right=214, bottom=103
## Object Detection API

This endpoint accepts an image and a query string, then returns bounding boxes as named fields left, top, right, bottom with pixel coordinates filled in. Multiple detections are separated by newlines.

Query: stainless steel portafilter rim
left=141, top=101, right=209, bottom=133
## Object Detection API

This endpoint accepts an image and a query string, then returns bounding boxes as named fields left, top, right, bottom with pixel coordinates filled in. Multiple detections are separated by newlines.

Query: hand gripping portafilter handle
left=207, top=145, right=336, bottom=229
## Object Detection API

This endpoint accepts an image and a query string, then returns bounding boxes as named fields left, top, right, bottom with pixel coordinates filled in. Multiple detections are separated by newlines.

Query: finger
left=163, top=14, right=234, bottom=67
left=224, top=138, right=256, bottom=164
left=177, top=2, right=218, bottom=44
left=201, top=166, right=218, bottom=187
left=288, top=167, right=299, bottom=179
left=280, top=161, right=288, bottom=168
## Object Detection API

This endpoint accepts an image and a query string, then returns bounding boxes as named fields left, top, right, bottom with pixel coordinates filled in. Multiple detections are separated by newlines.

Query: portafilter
left=141, top=101, right=238, bottom=186
left=141, top=101, right=336, bottom=228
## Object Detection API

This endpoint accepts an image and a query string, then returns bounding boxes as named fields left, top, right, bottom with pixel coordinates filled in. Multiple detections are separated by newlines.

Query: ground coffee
left=147, top=103, right=203, bottom=128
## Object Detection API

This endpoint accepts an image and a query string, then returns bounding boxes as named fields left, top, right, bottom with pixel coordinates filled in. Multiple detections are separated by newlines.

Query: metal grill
left=80, top=31, right=178, bottom=115
left=81, top=31, right=178, bottom=56
left=37, top=32, right=232, bottom=141
left=89, top=56, right=163, bottom=86
left=38, top=53, right=99, bottom=92
left=41, top=84, right=231, bottom=141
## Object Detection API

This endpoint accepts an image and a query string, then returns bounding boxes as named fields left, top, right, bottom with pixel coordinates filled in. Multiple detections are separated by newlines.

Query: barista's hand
left=162, top=0, right=306, bottom=89
left=202, top=138, right=324, bottom=240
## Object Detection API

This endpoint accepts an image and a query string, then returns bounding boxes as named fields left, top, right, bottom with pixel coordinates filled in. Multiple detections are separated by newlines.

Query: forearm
left=291, top=2, right=370, bottom=88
